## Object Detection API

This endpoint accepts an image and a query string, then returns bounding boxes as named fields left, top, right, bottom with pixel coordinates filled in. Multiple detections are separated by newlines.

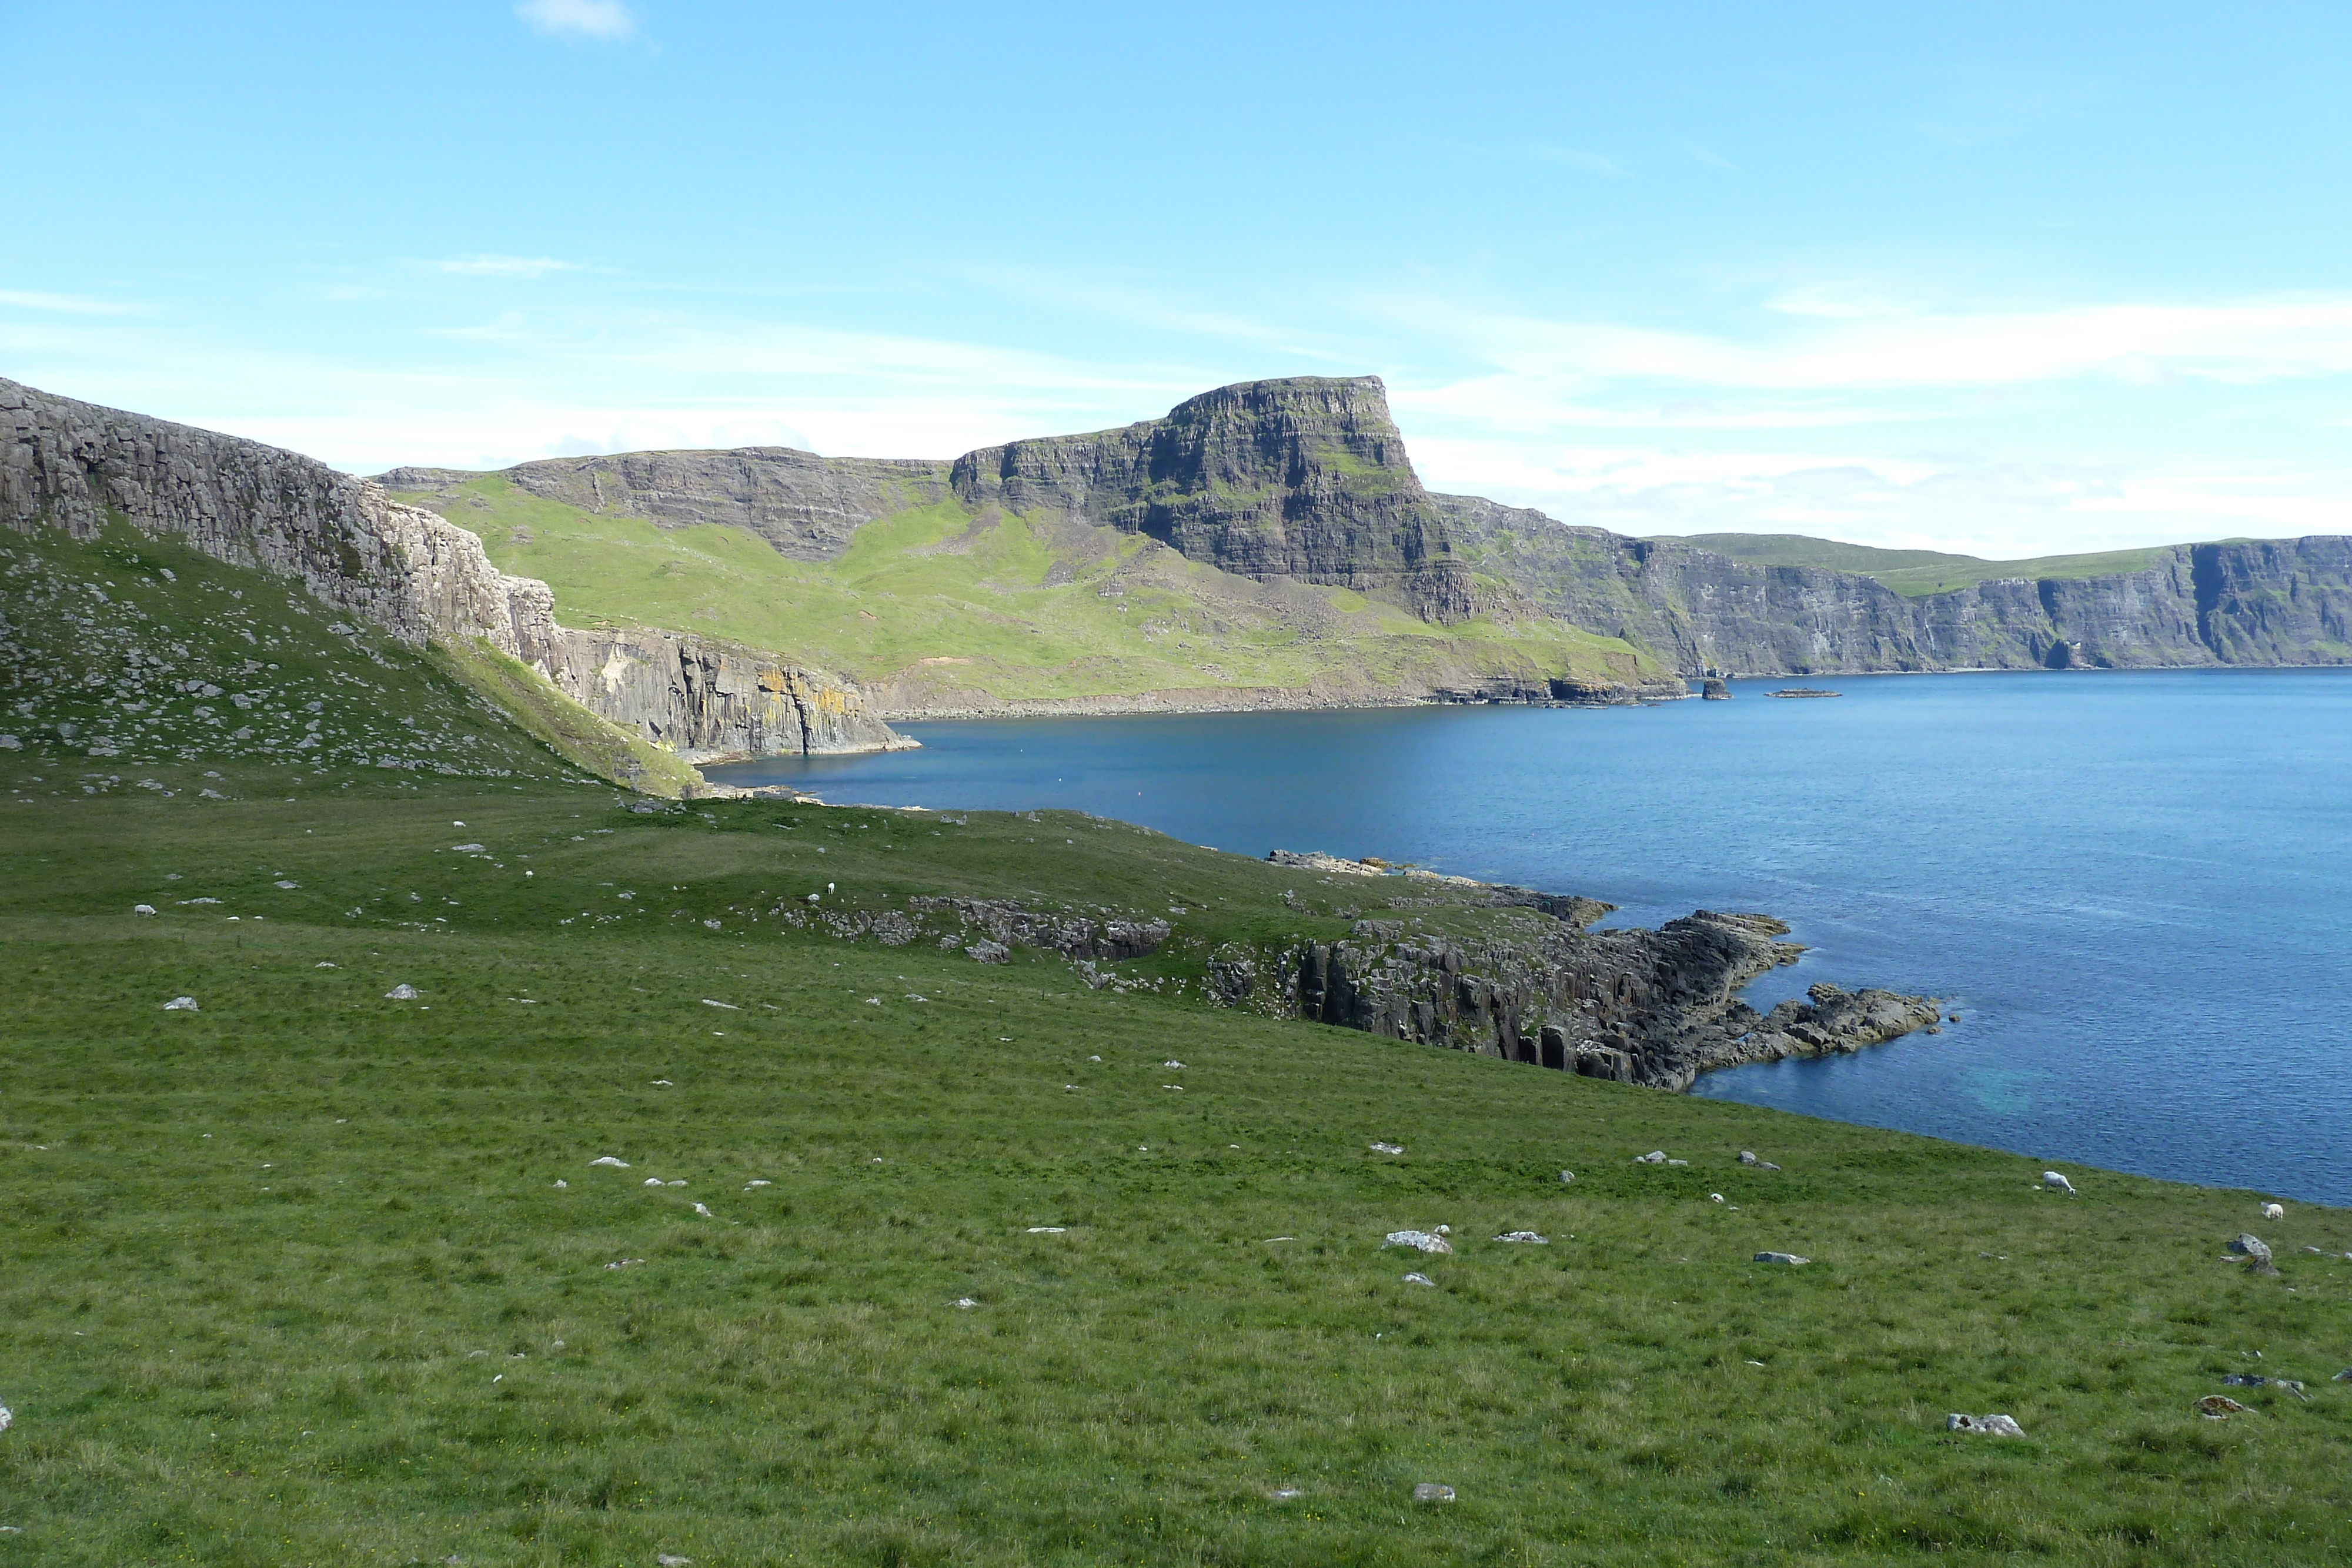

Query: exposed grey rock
left=1738, top=1149, right=1759, bottom=1165
left=1368, top=1141, right=1405, bottom=1155
left=384, top=984, right=419, bottom=1000
left=1637, top=1151, right=1669, bottom=1164
left=1493, top=1231, right=1549, bottom=1243
left=0, top=376, right=907, bottom=773
left=1401, top=1272, right=1436, bottom=1286
left=966, top=940, right=1010, bottom=965
left=1559, top=1170, right=1575, bottom=1184
left=162, top=996, right=198, bottom=1011
left=2221, top=1373, right=2306, bottom=1399
left=1384, top=1230, right=1452, bottom=1255
left=1412, top=1483, right=1456, bottom=1503
left=588, top=1156, right=629, bottom=1168
left=1754, top=1252, right=1809, bottom=1266
left=2227, top=1233, right=2278, bottom=1273
left=2196, top=1395, right=2249, bottom=1419
left=1946, top=1413, right=2025, bottom=1437
left=908, top=896, right=1166, bottom=963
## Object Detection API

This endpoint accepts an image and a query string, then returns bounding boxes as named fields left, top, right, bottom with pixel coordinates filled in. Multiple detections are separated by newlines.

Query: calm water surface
left=710, top=670, right=2352, bottom=1202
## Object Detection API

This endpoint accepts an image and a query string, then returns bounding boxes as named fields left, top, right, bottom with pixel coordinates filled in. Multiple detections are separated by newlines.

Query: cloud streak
left=422, top=256, right=584, bottom=279
left=516, top=0, right=636, bottom=41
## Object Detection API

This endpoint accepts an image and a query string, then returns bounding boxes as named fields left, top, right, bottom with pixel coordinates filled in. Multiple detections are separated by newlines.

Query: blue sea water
left=707, top=670, right=2352, bottom=1203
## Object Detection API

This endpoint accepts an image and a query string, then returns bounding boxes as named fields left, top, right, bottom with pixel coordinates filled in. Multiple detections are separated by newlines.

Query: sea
left=707, top=669, right=2352, bottom=1204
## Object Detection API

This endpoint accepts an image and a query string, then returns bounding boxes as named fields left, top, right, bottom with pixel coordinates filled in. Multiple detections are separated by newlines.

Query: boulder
left=1754, top=1252, right=1809, bottom=1266
left=2196, top=1395, right=2249, bottom=1420
left=1946, top=1413, right=2025, bottom=1437
left=2227, top=1233, right=2277, bottom=1273
left=1384, top=1230, right=1452, bottom=1255
left=1411, top=1483, right=1455, bottom=1503
left=385, top=984, right=419, bottom=1000
left=162, top=996, right=198, bottom=1011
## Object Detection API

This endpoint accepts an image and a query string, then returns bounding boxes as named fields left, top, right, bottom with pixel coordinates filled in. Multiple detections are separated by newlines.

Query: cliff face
left=1438, top=494, right=2352, bottom=675
left=385, top=450, right=956, bottom=564
left=951, top=377, right=1475, bottom=622
left=0, top=378, right=905, bottom=765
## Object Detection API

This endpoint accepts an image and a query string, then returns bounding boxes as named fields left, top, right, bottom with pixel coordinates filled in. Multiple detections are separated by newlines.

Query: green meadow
left=1665, top=534, right=2174, bottom=599
left=3, top=764, right=2349, bottom=1567
left=392, top=474, right=1656, bottom=706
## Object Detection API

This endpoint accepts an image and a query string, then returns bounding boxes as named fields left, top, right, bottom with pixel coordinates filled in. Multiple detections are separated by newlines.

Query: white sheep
left=2262, top=1202, right=2284, bottom=1221
left=2042, top=1171, right=2076, bottom=1195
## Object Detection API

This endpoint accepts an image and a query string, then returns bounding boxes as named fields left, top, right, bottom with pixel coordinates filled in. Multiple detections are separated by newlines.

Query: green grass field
left=1664, top=534, right=2173, bottom=599
left=4, top=757, right=2349, bottom=1566
left=391, top=475, right=1658, bottom=707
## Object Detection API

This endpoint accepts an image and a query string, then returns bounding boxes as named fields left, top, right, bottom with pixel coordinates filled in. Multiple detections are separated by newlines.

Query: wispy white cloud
left=422, top=256, right=584, bottom=279
left=0, top=288, right=148, bottom=316
left=516, top=0, right=636, bottom=41
left=1528, top=146, right=1627, bottom=177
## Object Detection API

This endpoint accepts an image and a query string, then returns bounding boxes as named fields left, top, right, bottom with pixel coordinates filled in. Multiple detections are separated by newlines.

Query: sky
left=4, top=2, right=2350, bottom=558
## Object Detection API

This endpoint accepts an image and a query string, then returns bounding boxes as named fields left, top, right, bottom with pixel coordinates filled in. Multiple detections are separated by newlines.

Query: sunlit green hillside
left=395, top=474, right=1661, bottom=709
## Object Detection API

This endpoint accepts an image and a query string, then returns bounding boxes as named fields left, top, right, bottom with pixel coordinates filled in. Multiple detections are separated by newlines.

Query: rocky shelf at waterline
left=1215, top=850, right=1942, bottom=1091
left=864, top=672, right=1690, bottom=723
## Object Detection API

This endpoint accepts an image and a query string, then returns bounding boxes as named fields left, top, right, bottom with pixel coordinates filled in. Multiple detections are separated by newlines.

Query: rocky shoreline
left=1212, top=851, right=1940, bottom=1091
left=867, top=673, right=1691, bottom=724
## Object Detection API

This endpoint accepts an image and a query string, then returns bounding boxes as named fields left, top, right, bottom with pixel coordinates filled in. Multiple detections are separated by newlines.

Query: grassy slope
left=1663, top=533, right=2171, bottom=599
left=396, top=474, right=1656, bottom=704
left=0, top=517, right=675, bottom=795
left=3, top=763, right=2350, bottom=1564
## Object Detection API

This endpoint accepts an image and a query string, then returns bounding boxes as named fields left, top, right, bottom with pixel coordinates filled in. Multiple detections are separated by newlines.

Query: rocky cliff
left=1208, top=857, right=1940, bottom=1091
left=0, top=378, right=906, bottom=768
left=950, top=377, right=1475, bottom=623
left=1439, top=494, right=2352, bottom=676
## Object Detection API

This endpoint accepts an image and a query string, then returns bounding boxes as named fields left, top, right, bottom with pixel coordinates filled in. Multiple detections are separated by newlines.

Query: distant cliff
left=0, top=378, right=907, bottom=769
left=950, top=377, right=1474, bottom=623
left=1439, top=494, right=2352, bottom=675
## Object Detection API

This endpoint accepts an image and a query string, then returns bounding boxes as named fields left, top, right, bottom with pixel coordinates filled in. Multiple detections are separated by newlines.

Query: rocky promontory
left=1217, top=852, right=1939, bottom=1090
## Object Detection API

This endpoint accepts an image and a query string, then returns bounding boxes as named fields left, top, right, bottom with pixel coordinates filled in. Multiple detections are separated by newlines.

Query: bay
left=708, top=669, right=2352, bottom=1202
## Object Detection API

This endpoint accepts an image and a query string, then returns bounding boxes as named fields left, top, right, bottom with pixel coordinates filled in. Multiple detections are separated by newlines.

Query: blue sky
left=5, top=2, right=2349, bottom=556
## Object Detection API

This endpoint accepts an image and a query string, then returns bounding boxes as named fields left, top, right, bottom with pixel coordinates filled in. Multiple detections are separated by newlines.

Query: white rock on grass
left=1494, top=1231, right=1549, bottom=1244
left=1401, top=1272, right=1435, bottom=1286
left=1947, top=1413, right=2025, bottom=1437
left=1754, top=1252, right=1810, bottom=1266
left=657, top=1556, right=694, bottom=1567
left=1412, top=1483, right=1455, bottom=1503
left=162, top=996, right=199, bottom=1011
left=745, top=1179, right=771, bottom=1188
left=1384, top=1230, right=1452, bottom=1255
left=1026, top=1226, right=1067, bottom=1233
left=644, top=1178, right=664, bottom=1186
left=385, top=984, right=419, bottom=1001
left=1637, top=1151, right=1668, bottom=1164
left=1368, top=1142, right=1405, bottom=1155
left=589, top=1156, right=630, bottom=1168
left=1710, top=1193, right=1726, bottom=1203
left=953, top=1298, right=979, bottom=1309
left=692, top=1203, right=713, bottom=1218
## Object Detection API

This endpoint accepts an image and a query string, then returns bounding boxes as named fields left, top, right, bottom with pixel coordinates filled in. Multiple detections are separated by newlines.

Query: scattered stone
left=701, top=998, right=739, bottom=1010
left=953, top=1298, right=979, bottom=1309
left=1412, top=1483, right=1455, bottom=1503
left=315, top=961, right=336, bottom=968
left=650, top=1079, right=674, bottom=1087
left=1738, top=1150, right=1759, bottom=1165
left=1401, top=1272, right=1435, bottom=1286
left=1268, top=1487, right=1304, bottom=1500
left=2221, top=1373, right=2307, bottom=1399
left=2261, top=1202, right=2284, bottom=1221
left=2334, top=1369, right=2352, bottom=1383
left=1368, top=1141, right=1405, bottom=1155
left=968, top=940, right=1009, bottom=964
left=1494, top=1231, right=1549, bottom=1244
left=692, top=1203, right=713, bottom=1218
left=1754, top=1252, right=1810, bottom=1266
left=552, top=1180, right=567, bottom=1189
left=1946, top=1413, right=2025, bottom=1437
left=273, top=880, right=298, bottom=890
left=133, top=904, right=156, bottom=916
left=2042, top=1171, right=2076, bottom=1195
left=1637, top=1151, right=1668, bottom=1164
left=1164, top=1060, right=1185, bottom=1069
left=589, top=1156, right=630, bottom=1168
left=2196, top=1395, right=2249, bottom=1420
left=162, top=996, right=198, bottom=1011
left=1709, top=1193, right=1726, bottom=1203
left=1559, top=1170, right=1575, bottom=1184
left=603, top=1258, right=644, bottom=1269
left=2227, top=1233, right=2278, bottom=1273
left=644, top=1178, right=664, bottom=1186
left=384, top=984, right=419, bottom=1000
left=1385, top=1230, right=1453, bottom=1254
left=745, top=1179, right=771, bottom=1188
left=657, top=1556, right=693, bottom=1567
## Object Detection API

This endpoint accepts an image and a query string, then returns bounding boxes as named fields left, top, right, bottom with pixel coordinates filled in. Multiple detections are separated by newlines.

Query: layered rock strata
left=0, top=378, right=904, bottom=763
left=1440, top=493, right=2352, bottom=676
left=1215, top=861, right=1939, bottom=1091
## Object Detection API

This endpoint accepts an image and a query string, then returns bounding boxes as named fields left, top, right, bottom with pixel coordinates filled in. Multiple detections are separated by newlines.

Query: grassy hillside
left=393, top=473, right=1659, bottom=708
left=1665, top=533, right=2172, bottom=598
left=0, top=516, right=698, bottom=795
left=3, top=763, right=2349, bottom=1564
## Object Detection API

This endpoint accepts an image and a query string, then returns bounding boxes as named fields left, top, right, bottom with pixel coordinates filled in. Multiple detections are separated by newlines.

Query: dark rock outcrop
left=0, top=378, right=906, bottom=765
left=1213, top=879, right=1939, bottom=1090
left=950, top=377, right=1475, bottom=623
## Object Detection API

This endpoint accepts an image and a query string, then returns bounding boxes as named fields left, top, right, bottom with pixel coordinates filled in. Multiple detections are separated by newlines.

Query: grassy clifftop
left=2, top=767, right=2348, bottom=1563
left=393, top=473, right=1661, bottom=711
left=1666, top=532, right=2172, bottom=598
